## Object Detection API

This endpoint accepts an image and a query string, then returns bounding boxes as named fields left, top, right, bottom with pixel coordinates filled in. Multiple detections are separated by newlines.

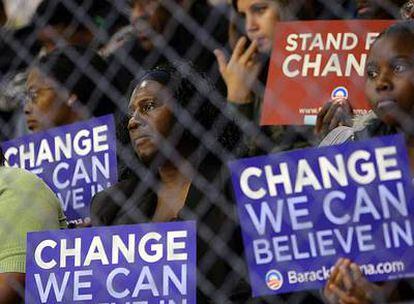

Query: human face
left=38, top=25, right=93, bottom=54
left=355, top=0, right=406, bottom=19
left=130, top=0, right=170, bottom=51
left=365, top=34, right=414, bottom=127
left=24, top=68, right=74, bottom=132
left=237, top=0, right=281, bottom=54
left=128, top=80, right=174, bottom=163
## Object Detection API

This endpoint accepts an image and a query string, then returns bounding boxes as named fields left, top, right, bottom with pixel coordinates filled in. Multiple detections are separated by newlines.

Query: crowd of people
left=0, top=0, right=414, bottom=303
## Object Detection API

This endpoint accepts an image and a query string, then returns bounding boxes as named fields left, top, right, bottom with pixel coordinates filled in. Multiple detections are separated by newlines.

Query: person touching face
left=236, top=0, right=282, bottom=54
left=316, top=0, right=408, bottom=136
left=365, top=32, right=414, bottom=129
left=127, top=80, right=174, bottom=163
left=215, top=0, right=285, bottom=104
left=323, top=22, right=414, bottom=304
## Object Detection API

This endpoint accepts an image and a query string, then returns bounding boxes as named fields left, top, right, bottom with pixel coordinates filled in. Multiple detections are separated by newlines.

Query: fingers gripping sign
left=324, top=259, right=386, bottom=304
left=315, top=98, right=354, bottom=136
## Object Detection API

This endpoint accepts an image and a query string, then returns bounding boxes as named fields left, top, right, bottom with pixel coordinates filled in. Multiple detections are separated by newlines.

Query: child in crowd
left=321, top=20, right=414, bottom=303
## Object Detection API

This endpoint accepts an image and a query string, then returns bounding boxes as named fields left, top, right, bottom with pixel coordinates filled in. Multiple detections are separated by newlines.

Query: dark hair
left=129, top=60, right=242, bottom=159
left=133, top=61, right=218, bottom=138
left=229, top=0, right=291, bottom=49
left=375, top=19, right=414, bottom=42
left=0, top=0, right=6, bottom=26
left=0, top=147, right=4, bottom=167
left=36, top=46, right=117, bottom=118
left=231, top=0, right=289, bottom=11
left=120, top=61, right=239, bottom=178
left=35, top=0, right=112, bottom=30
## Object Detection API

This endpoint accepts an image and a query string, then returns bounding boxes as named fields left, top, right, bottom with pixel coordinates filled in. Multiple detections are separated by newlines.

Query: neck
left=152, top=160, right=192, bottom=222
left=158, top=161, right=191, bottom=185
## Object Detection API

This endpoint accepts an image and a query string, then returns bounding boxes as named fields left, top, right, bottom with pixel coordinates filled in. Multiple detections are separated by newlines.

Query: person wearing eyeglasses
left=23, top=47, right=117, bottom=133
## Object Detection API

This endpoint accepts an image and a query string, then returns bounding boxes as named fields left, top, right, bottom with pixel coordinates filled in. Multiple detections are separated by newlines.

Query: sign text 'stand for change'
left=261, top=20, right=395, bottom=126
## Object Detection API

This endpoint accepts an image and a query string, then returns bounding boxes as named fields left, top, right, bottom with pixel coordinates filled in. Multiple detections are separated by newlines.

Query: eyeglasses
left=24, top=87, right=55, bottom=104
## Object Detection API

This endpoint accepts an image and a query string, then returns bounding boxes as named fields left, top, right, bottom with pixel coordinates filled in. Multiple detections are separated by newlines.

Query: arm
left=0, top=272, right=25, bottom=303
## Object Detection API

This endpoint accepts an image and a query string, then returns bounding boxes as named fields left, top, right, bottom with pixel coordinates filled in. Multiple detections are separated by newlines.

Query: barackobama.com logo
left=265, top=270, right=283, bottom=290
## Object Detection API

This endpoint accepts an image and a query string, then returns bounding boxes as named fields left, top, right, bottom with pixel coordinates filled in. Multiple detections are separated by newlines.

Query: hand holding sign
left=315, top=98, right=353, bottom=136
left=324, top=258, right=386, bottom=304
left=25, top=221, right=196, bottom=304
left=229, top=135, right=414, bottom=297
left=214, top=37, right=262, bottom=104
left=261, top=20, right=395, bottom=126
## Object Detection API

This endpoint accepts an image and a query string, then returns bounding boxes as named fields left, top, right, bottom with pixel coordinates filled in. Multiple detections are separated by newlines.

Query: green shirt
left=0, top=167, right=67, bottom=273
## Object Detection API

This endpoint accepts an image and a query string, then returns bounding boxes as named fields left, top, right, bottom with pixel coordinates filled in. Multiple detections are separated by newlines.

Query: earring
left=67, top=95, right=77, bottom=107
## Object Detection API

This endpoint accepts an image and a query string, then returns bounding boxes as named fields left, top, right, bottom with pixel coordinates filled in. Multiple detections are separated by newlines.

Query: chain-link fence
left=1, top=0, right=414, bottom=303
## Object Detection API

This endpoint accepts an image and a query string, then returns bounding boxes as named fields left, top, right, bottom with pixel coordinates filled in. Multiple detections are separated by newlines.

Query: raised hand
left=214, top=37, right=262, bottom=104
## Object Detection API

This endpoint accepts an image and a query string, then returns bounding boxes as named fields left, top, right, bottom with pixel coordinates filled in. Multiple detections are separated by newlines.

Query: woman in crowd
left=316, top=0, right=412, bottom=136
left=214, top=0, right=318, bottom=156
left=321, top=20, right=414, bottom=303
left=24, top=47, right=118, bottom=133
left=91, top=61, right=250, bottom=302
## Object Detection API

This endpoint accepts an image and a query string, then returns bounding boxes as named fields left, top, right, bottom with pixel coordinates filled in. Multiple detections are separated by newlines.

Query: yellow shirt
left=0, top=167, right=67, bottom=273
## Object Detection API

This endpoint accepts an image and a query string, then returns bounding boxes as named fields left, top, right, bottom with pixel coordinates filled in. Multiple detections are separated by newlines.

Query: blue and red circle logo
left=331, top=86, right=349, bottom=99
left=265, top=270, right=283, bottom=291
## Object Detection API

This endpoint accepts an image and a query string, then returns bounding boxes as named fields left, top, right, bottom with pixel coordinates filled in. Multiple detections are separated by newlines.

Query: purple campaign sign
left=229, top=135, right=414, bottom=297
left=1, top=115, right=117, bottom=224
left=25, top=221, right=197, bottom=304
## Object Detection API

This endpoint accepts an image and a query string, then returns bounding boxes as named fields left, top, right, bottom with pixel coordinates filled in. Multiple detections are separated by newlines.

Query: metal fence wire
left=0, top=0, right=414, bottom=303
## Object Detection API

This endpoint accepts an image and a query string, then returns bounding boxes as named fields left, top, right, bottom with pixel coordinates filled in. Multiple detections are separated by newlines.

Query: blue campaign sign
left=1, top=115, right=118, bottom=224
left=25, top=221, right=197, bottom=304
left=229, top=135, right=414, bottom=297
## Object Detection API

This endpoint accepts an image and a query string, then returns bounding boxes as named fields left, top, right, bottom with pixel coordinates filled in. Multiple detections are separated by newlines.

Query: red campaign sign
left=261, top=20, right=395, bottom=126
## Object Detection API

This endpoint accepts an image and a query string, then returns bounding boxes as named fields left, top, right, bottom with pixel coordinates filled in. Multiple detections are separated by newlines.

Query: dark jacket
left=91, top=154, right=250, bottom=303
left=91, top=152, right=324, bottom=303
left=227, top=58, right=317, bottom=157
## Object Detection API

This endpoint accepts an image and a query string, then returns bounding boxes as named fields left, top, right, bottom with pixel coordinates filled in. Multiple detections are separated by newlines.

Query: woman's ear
left=66, top=94, right=89, bottom=121
left=66, top=94, right=78, bottom=107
